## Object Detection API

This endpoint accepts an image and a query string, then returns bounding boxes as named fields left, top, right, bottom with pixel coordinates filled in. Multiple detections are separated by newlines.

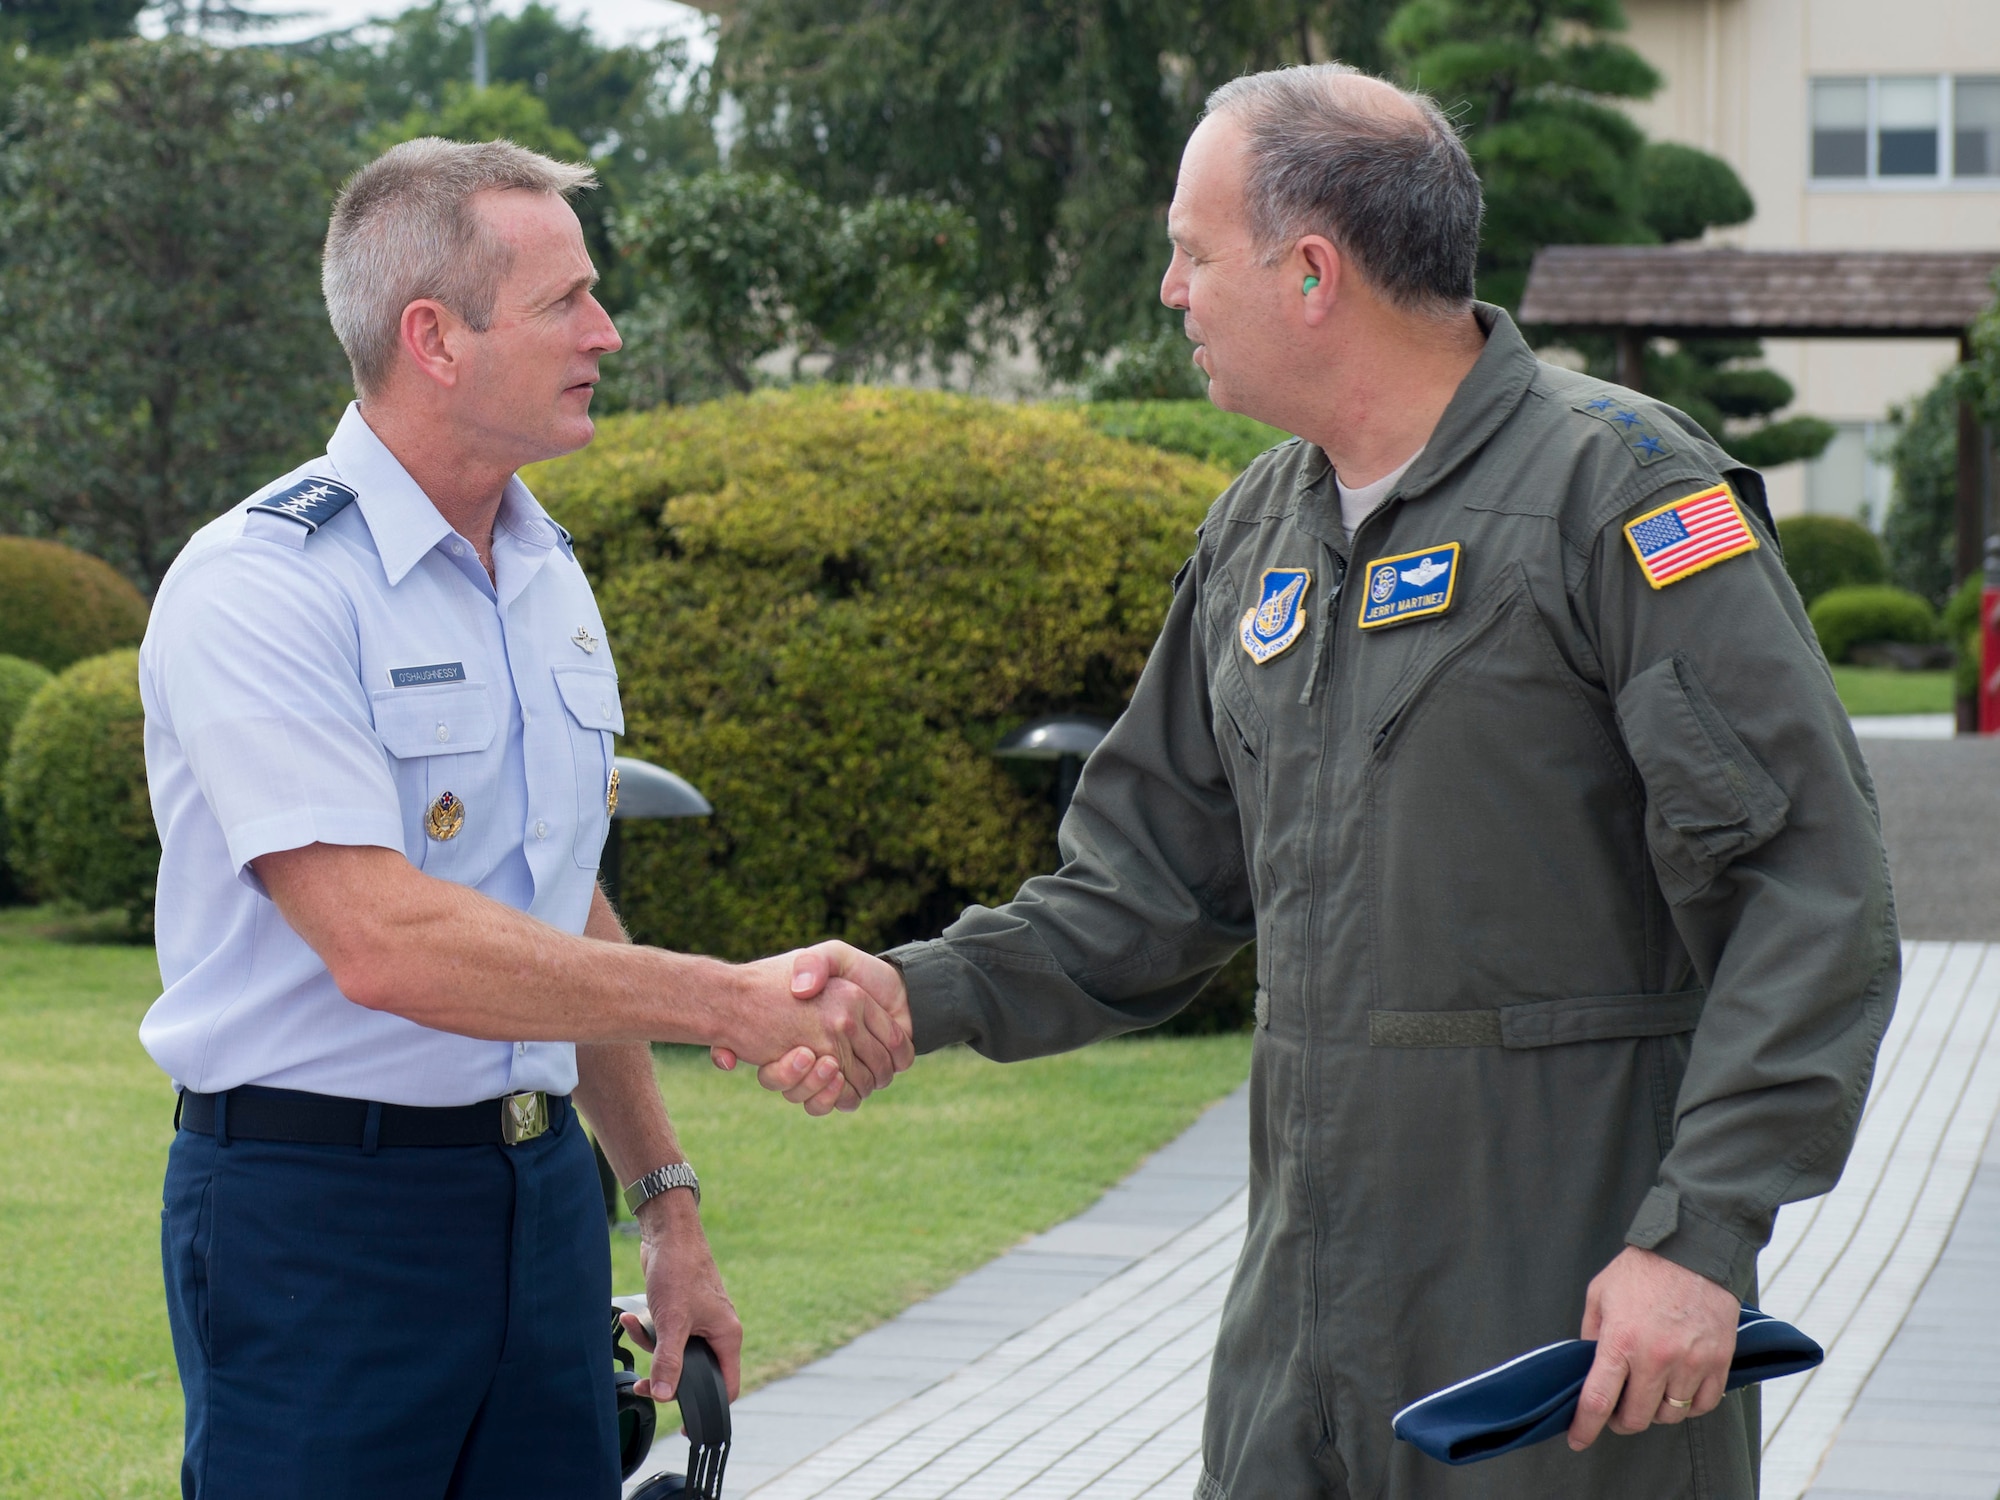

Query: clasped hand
left=716, top=941, right=913, bottom=1114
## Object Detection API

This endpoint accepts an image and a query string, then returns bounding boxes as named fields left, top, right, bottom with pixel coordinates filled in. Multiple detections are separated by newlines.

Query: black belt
left=175, top=1083, right=569, bottom=1149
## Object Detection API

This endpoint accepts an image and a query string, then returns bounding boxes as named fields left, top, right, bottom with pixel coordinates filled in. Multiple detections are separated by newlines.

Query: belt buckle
left=500, top=1090, right=549, bottom=1145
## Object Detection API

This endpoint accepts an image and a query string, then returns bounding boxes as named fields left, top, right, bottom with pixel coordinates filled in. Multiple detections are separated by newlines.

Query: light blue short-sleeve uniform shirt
left=139, top=405, right=622, bottom=1106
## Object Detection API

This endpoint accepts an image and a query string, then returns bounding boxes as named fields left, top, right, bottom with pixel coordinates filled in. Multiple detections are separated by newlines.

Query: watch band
left=623, top=1161, right=700, bottom=1214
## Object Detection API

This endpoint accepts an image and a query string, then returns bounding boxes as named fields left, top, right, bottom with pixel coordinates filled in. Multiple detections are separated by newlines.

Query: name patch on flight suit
left=389, top=662, right=466, bottom=688
left=1238, top=568, right=1312, bottom=664
left=1357, top=544, right=1460, bottom=629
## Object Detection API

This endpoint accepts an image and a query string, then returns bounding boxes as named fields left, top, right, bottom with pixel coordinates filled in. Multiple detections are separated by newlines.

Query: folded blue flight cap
left=1392, top=1307, right=1823, bottom=1466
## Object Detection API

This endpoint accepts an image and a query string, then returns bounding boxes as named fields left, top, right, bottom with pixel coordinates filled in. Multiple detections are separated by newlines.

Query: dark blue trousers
left=161, top=1099, right=618, bottom=1500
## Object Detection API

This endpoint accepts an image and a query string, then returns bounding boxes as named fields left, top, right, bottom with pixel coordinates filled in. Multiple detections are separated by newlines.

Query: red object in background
left=1981, top=584, right=2000, bottom=734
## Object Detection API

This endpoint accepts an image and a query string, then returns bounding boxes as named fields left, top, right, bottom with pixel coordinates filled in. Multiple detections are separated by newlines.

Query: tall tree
left=0, top=41, right=361, bottom=591
left=717, top=0, right=1396, bottom=378
left=0, top=0, right=144, bottom=51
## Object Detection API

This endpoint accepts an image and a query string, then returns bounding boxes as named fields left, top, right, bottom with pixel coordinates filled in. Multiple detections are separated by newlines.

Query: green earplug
left=1303, top=276, right=1320, bottom=294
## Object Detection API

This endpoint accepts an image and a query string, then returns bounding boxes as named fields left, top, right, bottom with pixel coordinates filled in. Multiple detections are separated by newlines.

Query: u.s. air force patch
left=1239, top=568, right=1312, bottom=664
left=1357, top=543, right=1460, bottom=629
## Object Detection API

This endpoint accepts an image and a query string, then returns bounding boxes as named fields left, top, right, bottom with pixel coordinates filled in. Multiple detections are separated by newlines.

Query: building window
left=1811, top=76, right=2000, bottom=184
left=1958, top=77, right=2000, bottom=178
left=1804, top=423, right=1895, bottom=528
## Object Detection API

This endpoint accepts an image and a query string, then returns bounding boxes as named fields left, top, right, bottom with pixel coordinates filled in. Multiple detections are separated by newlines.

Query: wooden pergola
left=1520, top=247, right=2000, bottom=586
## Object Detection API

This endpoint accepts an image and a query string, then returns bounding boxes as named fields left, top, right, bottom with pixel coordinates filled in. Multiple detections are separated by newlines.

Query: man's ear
left=1298, top=238, right=1340, bottom=322
left=398, top=298, right=463, bottom=391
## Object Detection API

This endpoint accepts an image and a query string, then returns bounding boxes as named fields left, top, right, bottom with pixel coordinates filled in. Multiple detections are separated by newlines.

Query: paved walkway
left=629, top=734, right=2000, bottom=1499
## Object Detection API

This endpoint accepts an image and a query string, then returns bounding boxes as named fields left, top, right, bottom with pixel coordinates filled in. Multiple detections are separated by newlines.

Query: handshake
left=708, top=942, right=914, bottom=1116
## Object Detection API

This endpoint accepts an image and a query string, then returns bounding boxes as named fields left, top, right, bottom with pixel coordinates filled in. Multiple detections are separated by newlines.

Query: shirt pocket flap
left=371, top=684, right=496, bottom=759
left=553, top=666, right=624, bottom=733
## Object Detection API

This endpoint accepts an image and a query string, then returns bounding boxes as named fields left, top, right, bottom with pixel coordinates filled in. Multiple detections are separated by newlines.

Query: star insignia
left=1585, top=397, right=1615, bottom=413
left=1634, top=435, right=1666, bottom=458
left=1612, top=410, right=1642, bottom=430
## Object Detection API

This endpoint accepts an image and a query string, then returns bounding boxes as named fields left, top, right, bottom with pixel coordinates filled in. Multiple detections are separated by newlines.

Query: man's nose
left=586, top=294, right=621, bottom=354
left=1160, top=255, right=1188, bottom=311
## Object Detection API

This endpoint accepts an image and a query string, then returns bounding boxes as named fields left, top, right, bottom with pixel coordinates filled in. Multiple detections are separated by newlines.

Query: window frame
left=1809, top=73, right=2000, bottom=190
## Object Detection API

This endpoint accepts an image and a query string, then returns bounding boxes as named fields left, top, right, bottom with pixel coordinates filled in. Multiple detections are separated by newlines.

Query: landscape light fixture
left=993, top=716, right=1113, bottom=820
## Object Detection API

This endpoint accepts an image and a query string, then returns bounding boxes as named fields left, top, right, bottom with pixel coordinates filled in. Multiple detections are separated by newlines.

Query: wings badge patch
left=1239, top=567, right=1312, bottom=664
left=1357, top=543, right=1461, bottom=630
left=1623, top=483, right=1758, bottom=589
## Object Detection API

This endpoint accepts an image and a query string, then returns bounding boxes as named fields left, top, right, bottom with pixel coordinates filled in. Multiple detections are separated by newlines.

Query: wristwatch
left=623, top=1161, right=700, bottom=1214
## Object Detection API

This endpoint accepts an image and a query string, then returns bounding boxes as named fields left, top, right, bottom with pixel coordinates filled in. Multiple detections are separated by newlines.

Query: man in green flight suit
left=745, top=62, right=1897, bottom=1499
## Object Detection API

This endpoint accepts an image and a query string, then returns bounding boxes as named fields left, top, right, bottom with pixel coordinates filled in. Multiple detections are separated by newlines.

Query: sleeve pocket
left=1615, top=653, right=1790, bottom=903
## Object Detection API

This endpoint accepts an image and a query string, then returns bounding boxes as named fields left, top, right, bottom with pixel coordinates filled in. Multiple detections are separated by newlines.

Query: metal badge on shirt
left=1623, top=483, right=1757, bottom=589
left=388, top=661, right=466, bottom=688
left=1239, top=568, right=1312, bottom=664
left=425, top=790, right=465, bottom=841
left=1357, top=544, right=1461, bottom=630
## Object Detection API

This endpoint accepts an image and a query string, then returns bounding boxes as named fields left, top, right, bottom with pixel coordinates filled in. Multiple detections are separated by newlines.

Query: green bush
left=1883, top=371, right=1962, bottom=607
left=2, top=649, right=156, bottom=927
left=0, top=654, right=53, bottom=904
left=1807, top=585, right=1940, bottom=666
left=530, top=387, right=1255, bottom=1032
left=1945, top=573, right=1983, bottom=699
left=1776, top=515, right=1887, bottom=606
left=0, top=539, right=149, bottom=672
left=1081, top=401, right=1292, bottom=476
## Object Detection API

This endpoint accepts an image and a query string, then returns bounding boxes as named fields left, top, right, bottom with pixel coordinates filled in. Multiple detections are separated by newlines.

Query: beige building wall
left=1619, top=0, right=2000, bottom=519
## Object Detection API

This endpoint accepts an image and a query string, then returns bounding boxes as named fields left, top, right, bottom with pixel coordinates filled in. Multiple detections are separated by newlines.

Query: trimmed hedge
left=1775, top=515, right=1887, bottom=607
left=2, top=649, right=157, bottom=926
left=1082, top=400, right=1291, bottom=476
left=530, top=387, right=1255, bottom=1030
left=0, top=538, right=150, bottom=672
left=1808, top=585, right=1939, bottom=666
left=0, top=654, right=54, bottom=904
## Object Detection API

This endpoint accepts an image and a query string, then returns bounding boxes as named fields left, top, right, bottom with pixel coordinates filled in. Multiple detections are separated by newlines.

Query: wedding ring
left=1665, top=1395, right=1694, bottom=1410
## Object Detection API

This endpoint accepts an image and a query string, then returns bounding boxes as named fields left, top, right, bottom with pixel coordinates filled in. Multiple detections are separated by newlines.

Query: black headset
left=614, top=1312, right=733, bottom=1499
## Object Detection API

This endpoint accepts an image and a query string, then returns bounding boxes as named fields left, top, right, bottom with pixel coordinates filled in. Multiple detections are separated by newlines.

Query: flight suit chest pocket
left=370, top=684, right=497, bottom=866
left=553, top=665, right=623, bottom=870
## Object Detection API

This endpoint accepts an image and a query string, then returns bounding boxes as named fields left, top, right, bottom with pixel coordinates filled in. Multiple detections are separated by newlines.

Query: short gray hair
left=1204, top=64, right=1482, bottom=316
left=322, top=137, right=598, bottom=395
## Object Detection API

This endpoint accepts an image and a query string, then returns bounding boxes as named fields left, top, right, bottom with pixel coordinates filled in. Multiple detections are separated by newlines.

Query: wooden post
left=1616, top=329, right=1648, bottom=393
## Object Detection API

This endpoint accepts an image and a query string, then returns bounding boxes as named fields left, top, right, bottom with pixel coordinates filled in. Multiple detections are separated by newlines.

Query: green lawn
left=1831, top=665, right=1955, bottom=717
left=0, top=906, right=1250, bottom=1499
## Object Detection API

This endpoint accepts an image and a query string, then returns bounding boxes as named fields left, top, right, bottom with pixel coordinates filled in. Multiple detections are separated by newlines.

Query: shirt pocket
left=369, top=683, right=498, bottom=868
left=552, top=665, right=624, bottom=870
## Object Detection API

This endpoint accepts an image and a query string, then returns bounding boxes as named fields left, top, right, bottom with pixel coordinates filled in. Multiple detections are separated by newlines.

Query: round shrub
left=0, top=538, right=149, bottom=672
left=2, top=649, right=156, bottom=924
left=530, top=387, right=1254, bottom=1029
left=1807, top=585, right=1940, bottom=666
left=0, top=654, right=54, bottom=904
left=1775, top=515, right=1887, bottom=606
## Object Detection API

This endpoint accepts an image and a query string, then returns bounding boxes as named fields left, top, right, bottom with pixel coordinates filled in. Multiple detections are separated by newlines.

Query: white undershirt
left=1335, top=448, right=1424, bottom=542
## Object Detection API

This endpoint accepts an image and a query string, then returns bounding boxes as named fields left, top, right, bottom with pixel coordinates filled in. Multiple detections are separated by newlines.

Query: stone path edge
left=623, top=1084, right=1252, bottom=1497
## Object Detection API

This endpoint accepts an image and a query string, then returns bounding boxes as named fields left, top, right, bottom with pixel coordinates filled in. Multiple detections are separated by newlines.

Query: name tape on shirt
left=1238, top=567, right=1312, bottom=664
left=1623, top=483, right=1757, bottom=589
left=1357, top=543, right=1460, bottom=630
left=389, top=661, right=466, bottom=688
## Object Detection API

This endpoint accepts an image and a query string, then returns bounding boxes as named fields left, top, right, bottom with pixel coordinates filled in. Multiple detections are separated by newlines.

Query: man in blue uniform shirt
left=140, top=138, right=912, bottom=1499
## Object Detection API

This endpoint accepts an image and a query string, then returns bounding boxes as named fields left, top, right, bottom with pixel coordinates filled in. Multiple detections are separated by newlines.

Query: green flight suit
left=889, top=306, right=1896, bottom=1499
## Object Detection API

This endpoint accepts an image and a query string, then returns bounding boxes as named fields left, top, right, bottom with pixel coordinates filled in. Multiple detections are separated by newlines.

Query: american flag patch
left=1623, top=484, right=1758, bottom=589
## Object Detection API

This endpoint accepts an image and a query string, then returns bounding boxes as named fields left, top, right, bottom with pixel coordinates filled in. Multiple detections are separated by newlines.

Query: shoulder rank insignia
left=1358, top=543, right=1461, bottom=630
left=248, top=476, right=358, bottom=534
left=1239, top=567, right=1312, bottom=664
left=1624, top=483, right=1757, bottom=588
left=425, top=790, right=465, bottom=841
left=1574, top=395, right=1672, bottom=466
left=606, top=765, right=620, bottom=817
